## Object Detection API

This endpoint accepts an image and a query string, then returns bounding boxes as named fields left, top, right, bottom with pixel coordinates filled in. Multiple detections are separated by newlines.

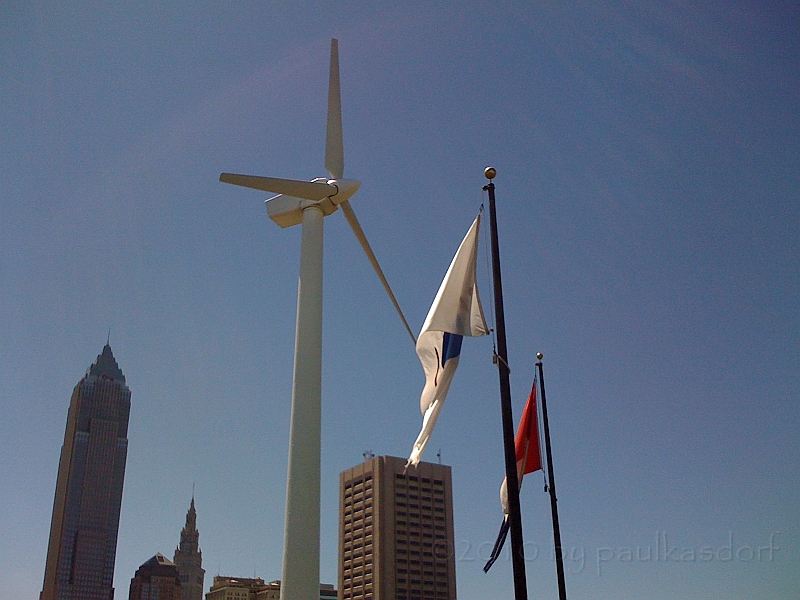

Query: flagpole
left=536, top=354, right=567, bottom=600
left=484, top=167, right=528, bottom=600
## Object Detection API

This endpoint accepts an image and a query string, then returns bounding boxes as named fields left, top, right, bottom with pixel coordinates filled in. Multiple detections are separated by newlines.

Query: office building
left=174, top=498, right=205, bottom=600
left=40, top=344, right=131, bottom=600
left=205, top=577, right=336, bottom=600
left=128, top=554, right=182, bottom=600
left=338, top=455, right=457, bottom=600
left=205, top=576, right=266, bottom=600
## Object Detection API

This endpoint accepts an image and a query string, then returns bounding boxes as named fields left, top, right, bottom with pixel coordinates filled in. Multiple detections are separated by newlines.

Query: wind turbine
left=220, top=39, right=413, bottom=600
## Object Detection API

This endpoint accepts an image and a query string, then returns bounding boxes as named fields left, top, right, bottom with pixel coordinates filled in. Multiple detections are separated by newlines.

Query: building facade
left=174, top=498, right=205, bottom=600
left=338, top=456, right=457, bottom=600
left=205, top=577, right=267, bottom=600
left=205, top=577, right=336, bottom=600
left=40, top=344, right=131, bottom=600
left=128, top=554, right=182, bottom=600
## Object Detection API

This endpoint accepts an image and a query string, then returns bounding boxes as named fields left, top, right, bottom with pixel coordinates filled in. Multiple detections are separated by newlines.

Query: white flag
left=406, top=212, right=488, bottom=467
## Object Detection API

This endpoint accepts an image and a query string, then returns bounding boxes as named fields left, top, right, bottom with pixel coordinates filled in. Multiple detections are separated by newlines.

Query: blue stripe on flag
left=441, top=333, right=463, bottom=367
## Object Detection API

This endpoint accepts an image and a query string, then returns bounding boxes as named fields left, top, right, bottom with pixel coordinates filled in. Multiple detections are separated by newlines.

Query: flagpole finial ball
left=484, top=166, right=497, bottom=180
left=536, top=352, right=543, bottom=360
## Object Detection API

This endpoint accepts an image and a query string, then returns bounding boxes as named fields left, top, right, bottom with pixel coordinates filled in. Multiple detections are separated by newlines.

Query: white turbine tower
left=220, top=39, right=413, bottom=600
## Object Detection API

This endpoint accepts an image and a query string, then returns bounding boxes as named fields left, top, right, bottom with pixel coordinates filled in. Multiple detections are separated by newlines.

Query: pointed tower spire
left=174, top=496, right=205, bottom=600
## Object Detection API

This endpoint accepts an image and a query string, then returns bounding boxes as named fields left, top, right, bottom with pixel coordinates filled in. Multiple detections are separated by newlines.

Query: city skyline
left=2, top=3, right=797, bottom=600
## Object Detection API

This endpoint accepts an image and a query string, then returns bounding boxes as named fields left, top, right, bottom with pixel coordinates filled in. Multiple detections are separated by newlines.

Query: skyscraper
left=173, top=498, right=204, bottom=600
left=338, top=456, right=457, bottom=600
left=40, top=344, right=131, bottom=600
left=128, top=554, right=182, bottom=600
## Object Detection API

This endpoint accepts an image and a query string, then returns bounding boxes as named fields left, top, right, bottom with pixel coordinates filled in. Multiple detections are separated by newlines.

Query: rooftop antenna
left=219, top=39, right=412, bottom=600
left=363, top=450, right=374, bottom=461
left=437, top=449, right=441, bottom=464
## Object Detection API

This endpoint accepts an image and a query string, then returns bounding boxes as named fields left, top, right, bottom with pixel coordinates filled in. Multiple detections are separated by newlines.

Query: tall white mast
left=280, top=200, right=324, bottom=600
left=220, top=39, right=410, bottom=600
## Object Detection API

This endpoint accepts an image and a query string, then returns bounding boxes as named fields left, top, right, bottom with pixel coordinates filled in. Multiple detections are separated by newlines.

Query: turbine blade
left=325, top=38, right=344, bottom=180
left=219, top=173, right=336, bottom=201
left=340, top=199, right=417, bottom=345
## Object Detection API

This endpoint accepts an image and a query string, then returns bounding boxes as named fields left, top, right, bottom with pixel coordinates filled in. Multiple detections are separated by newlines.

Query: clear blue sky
left=1, top=2, right=797, bottom=599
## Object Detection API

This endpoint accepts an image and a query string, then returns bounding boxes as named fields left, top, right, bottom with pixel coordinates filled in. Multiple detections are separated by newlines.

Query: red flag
left=485, top=378, right=542, bottom=573
left=515, top=380, right=542, bottom=477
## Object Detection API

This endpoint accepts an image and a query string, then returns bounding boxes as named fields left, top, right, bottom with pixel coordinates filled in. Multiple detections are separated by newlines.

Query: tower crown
left=185, top=496, right=197, bottom=526
left=87, top=343, right=126, bottom=383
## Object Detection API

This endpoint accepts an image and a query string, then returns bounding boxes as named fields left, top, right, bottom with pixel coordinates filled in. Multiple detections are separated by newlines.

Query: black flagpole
left=484, top=167, right=528, bottom=600
left=536, top=354, right=567, bottom=600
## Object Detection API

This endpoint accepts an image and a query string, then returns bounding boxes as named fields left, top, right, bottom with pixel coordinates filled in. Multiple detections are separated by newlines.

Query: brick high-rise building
left=40, top=344, right=131, bottom=600
left=338, top=456, right=457, bottom=600
left=174, top=497, right=205, bottom=600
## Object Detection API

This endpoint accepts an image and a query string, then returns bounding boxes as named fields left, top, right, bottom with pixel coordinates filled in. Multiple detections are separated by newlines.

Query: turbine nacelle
left=265, top=178, right=361, bottom=229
